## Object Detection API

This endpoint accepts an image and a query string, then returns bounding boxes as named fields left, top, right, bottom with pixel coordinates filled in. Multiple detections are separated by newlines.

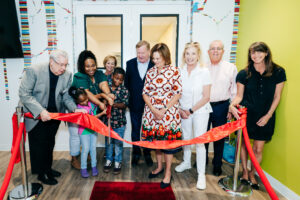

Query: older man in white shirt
left=205, top=40, right=237, bottom=176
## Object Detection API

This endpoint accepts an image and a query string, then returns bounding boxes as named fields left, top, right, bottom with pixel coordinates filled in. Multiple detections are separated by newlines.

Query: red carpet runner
left=89, top=181, right=176, bottom=200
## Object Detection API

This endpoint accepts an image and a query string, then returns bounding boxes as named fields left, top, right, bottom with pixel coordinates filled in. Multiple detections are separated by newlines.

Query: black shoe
left=144, top=155, right=153, bottom=167
left=38, top=174, right=58, bottom=185
left=250, top=182, right=259, bottom=190
left=50, top=169, right=61, bottom=177
left=103, top=160, right=113, bottom=173
left=148, top=169, right=164, bottom=179
left=240, top=178, right=250, bottom=185
left=131, top=155, right=140, bottom=166
left=160, top=177, right=172, bottom=189
left=213, top=167, right=222, bottom=176
left=113, top=162, right=122, bottom=175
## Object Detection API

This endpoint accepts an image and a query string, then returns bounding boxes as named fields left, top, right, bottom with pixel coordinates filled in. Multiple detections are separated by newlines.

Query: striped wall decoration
left=43, top=0, right=57, bottom=52
left=2, top=59, right=10, bottom=100
left=190, top=0, right=208, bottom=41
left=19, top=0, right=32, bottom=68
left=229, top=0, right=240, bottom=64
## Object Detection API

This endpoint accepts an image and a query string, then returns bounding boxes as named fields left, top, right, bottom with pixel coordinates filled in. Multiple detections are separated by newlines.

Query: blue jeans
left=105, top=126, right=125, bottom=163
left=68, top=123, right=80, bottom=156
left=80, top=132, right=98, bottom=169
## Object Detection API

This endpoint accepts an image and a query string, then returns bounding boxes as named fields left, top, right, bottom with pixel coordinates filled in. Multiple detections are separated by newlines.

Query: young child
left=69, top=87, right=105, bottom=178
left=103, top=67, right=129, bottom=175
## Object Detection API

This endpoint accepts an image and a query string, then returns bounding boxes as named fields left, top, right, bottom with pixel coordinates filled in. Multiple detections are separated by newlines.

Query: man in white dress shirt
left=205, top=40, right=237, bottom=176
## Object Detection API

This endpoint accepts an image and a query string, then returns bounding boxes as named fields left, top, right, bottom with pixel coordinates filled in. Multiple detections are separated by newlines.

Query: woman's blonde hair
left=180, top=42, right=203, bottom=68
left=103, top=55, right=117, bottom=68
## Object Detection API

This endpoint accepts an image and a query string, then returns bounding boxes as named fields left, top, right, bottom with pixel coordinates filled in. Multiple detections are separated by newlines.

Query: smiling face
left=112, top=73, right=124, bottom=87
left=105, top=58, right=116, bottom=74
left=208, top=41, right=224, bottom=65
left=49, top=55, right=68, bottom=76
left=136, top=45, right=150, bottom=63
left=184, top=47, right=199, bottom=67
left=84, top=58, right=97, bottom=77
left=250, top=51, right=268, bottom=65
left=152, top=51, right=165, bottom=68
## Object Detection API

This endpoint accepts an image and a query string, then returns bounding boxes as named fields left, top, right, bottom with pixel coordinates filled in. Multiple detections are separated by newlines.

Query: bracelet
left=189, top=108, right=194, bottom=114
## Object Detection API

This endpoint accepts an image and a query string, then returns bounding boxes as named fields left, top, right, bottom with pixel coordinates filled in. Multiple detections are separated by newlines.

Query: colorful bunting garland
left=2, top=59, right=9, bottom=100
left=229, top=0, right=240, bottom=64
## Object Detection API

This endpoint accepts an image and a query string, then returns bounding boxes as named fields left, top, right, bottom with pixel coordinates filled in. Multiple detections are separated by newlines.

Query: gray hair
left=209, top=40, right=224, bottom=49
left=50, top=49, right=68, bottom=61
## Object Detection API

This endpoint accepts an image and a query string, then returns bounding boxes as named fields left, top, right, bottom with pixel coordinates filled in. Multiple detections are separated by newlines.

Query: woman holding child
left=68, top=50, right=114, bottom=173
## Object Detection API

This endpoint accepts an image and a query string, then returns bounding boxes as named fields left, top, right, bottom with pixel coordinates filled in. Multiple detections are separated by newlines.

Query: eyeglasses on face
left=209, top=47, right=223, bottom=51
left=53, top=59, right=69, bottom=68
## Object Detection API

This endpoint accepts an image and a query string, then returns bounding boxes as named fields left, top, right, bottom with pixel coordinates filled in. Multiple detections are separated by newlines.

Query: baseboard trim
left=263, top=170, right=300, bottom=200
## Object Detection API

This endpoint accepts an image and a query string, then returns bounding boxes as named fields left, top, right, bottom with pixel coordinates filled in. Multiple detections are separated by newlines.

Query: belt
left=210, top=99, right=229, bottom=106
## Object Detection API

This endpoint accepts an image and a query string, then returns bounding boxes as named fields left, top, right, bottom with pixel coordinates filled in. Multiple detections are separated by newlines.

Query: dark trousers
left=205, top=100, right=229, bottom=168
left=28, top=120, right=61, bottom=175
left=130, top=111, right=151, bottom=157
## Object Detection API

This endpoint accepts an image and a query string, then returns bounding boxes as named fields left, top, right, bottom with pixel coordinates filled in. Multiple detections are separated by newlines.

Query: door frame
left=73, top=1, right=190, bottom=69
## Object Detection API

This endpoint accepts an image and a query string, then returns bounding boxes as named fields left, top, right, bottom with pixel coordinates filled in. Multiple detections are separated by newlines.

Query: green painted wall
left=236, top=0, right=300, bottom=195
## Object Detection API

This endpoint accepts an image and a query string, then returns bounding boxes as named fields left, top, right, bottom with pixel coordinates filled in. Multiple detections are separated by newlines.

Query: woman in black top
left=229, top=42, right=286, bottom=190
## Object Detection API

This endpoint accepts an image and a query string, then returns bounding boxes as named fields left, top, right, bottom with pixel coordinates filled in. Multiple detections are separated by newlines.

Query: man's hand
left=74, top=109, right=88, bottom=113
left=40, top=110, right=51, bottom=121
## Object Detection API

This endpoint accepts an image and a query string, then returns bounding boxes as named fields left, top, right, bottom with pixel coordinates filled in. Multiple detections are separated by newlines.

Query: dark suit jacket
left=125, top=58, right=154, bottom=113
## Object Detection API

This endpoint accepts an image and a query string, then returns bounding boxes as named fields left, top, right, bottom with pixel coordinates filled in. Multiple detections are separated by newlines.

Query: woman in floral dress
left=142, top=43, right=182, bottom=189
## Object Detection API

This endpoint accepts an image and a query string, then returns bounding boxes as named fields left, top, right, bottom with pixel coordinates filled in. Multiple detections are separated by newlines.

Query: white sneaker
left=196, top=175, right=206, bottom=190
left=175, top=161, right=191, bottom=173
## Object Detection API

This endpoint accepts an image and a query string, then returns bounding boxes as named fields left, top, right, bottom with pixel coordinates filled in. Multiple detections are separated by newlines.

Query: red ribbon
left=43, top=108, right=247, bottom=149
left=3, top=107, right=278, bottom=200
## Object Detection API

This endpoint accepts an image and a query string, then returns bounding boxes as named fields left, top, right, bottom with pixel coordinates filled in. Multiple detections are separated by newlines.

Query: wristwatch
left=189, top=108, right=194, bottom=114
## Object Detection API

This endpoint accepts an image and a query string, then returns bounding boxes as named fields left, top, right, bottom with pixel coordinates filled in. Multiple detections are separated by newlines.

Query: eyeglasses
left=53, top=59, right=69, bottom=68
left=209, top=47, right=223, bottom=51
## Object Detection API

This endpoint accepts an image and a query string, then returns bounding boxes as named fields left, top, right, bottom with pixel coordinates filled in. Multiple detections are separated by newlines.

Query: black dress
left=236, top=64, right=286, bottom=141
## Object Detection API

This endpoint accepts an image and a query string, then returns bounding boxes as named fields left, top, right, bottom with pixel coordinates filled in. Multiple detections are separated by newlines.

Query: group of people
left=19, top=39, right=286, bottom=191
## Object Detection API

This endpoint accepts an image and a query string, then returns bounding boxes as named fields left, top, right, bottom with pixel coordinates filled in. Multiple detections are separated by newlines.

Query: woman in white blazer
left=175, top=42, right=212, bottom=190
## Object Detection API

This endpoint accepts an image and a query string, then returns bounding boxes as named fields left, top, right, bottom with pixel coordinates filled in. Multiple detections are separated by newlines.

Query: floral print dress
left=141, top=65, right=182, bottom=141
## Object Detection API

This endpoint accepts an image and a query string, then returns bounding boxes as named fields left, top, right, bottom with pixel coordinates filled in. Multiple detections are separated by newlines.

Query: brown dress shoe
left=71, top=156, right=81, bottom=170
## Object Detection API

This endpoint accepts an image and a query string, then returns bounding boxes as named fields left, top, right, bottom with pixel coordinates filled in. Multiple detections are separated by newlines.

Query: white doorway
left=73, top=1, right=190, bottom=146
left=74, top=1, right=190, bottom=68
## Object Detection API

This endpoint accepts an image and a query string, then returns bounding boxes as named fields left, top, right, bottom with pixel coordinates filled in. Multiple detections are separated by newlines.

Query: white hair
left=50, top=49, right=68, bottom=61
left=209, top=40, right=224, bottom=49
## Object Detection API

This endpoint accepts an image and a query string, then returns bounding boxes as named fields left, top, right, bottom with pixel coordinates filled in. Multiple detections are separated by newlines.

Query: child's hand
left=107, top=97, right=114, bottom=106
left=96, top=108, right=107, bottom=118
left=108, top=93, right=115, bottom=100
left=98, top=102, right=106, bottom=111
left=74, top=109, right=88, bottom=114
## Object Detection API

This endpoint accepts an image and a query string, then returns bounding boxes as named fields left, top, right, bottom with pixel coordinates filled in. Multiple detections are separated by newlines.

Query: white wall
left=0, top=0, right=236, bottom=151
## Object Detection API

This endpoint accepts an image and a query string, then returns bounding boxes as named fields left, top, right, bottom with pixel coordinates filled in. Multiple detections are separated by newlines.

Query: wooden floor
left=1, top=148, right=286, bottom=200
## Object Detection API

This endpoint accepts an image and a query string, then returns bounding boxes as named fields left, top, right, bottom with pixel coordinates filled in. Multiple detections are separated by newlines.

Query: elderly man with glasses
left=205, top=40, right=237, bottom=176
left=19, top=49, right=86, bottom=185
